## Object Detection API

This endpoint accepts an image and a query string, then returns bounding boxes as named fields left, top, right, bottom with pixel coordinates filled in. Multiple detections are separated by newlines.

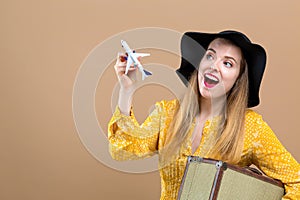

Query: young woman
left=108, top=30, right=300, bottom=199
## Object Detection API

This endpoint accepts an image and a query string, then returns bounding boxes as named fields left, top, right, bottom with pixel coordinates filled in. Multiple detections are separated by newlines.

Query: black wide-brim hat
left=176, top=30, right=267, bottom=108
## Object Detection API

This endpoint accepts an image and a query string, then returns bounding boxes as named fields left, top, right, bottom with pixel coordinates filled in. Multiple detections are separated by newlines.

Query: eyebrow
left=207, top=48, right=216, bottom=53
left=207, top=48, right=238, bottom=64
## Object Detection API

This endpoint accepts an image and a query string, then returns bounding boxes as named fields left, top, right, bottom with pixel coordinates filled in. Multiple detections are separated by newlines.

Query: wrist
left=118, top=89, right=133, bottom=116
left=119, top=87, right=135, bottom=96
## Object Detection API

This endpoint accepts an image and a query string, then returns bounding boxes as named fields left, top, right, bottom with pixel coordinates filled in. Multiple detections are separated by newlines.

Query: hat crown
left=219, top=30, right=251, bottom=43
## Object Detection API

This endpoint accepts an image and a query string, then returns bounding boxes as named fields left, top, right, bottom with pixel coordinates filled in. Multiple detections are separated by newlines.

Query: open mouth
left=203, top=73, right=219, bottom=88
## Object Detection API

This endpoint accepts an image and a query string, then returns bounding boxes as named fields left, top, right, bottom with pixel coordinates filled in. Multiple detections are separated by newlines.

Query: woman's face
left=198, top=38, right=242, bottom=100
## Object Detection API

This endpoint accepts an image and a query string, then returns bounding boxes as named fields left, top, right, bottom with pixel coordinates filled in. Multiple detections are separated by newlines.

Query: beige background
left=1, top=0, right=300, bottom=199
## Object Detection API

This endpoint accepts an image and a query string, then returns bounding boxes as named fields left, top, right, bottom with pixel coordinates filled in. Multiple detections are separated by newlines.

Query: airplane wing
left=132, top=53, right=150, bottom=58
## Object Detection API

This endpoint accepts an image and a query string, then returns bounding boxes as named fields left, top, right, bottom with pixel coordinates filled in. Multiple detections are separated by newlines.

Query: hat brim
left=176, top=31, right=267, bottom=108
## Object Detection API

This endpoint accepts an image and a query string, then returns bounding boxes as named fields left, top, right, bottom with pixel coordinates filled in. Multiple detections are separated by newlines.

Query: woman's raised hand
left=114, top=53, right=140, bottom=115
left=114, top=53, right=137, bottom=92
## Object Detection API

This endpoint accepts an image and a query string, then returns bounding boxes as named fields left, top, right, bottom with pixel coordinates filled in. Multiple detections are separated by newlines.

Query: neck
left=199, top=95, right=226, bottom=120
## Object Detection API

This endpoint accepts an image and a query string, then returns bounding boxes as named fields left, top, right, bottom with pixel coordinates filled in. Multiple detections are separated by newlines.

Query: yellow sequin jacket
left=108, top=99, right=300, bottom=200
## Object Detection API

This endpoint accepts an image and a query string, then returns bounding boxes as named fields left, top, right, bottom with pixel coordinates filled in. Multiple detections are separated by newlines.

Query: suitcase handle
left=244, top=166, right=263, bottom=175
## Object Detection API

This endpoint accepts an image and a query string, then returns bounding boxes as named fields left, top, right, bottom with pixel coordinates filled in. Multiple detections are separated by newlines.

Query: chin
left=200, top=85, right=228, bottom=101
left=199, top=87, right=212, bottom=99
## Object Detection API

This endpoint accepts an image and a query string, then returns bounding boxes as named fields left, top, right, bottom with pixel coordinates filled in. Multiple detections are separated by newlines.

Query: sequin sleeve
left=248, top=111, right=300, bottom=199
left=108, top=102, right=164, bottom=161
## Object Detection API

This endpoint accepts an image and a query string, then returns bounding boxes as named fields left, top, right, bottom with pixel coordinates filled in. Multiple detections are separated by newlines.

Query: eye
left=206, top=53, right=214, bottom=60
left=224, top=61, right=233, bottom=68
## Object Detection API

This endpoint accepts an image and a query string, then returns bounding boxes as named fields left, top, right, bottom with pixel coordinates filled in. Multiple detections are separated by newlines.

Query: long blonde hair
left=161, top=44, right=248, bottom=166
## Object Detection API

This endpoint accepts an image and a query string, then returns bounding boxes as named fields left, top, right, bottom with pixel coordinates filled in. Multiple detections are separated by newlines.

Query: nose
left=210, top=63, right=220, bottom=72
left=210, top=58, right=223, bottom=71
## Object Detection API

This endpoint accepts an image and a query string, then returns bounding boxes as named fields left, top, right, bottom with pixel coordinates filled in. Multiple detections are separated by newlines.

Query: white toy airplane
left=121, top=40, right=152, bottom=80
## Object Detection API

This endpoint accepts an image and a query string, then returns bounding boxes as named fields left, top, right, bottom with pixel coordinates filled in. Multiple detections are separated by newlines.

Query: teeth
left=205, top=74, right=218, bottom=82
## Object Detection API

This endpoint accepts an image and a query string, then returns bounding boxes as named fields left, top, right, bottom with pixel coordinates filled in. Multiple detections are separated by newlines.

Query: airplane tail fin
left=144, top=69, right=152, bottom=76
left=142, top=69, right=152, bottom=80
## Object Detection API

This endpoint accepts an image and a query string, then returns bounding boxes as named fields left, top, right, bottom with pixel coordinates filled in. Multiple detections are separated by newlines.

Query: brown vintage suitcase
left=178, top=156, right=284, bottom=200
